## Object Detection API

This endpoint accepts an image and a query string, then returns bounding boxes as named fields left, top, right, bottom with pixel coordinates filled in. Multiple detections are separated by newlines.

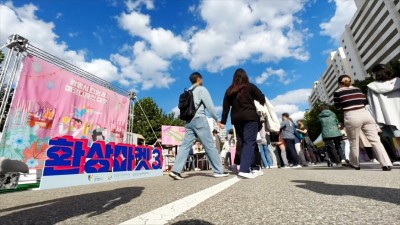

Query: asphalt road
left=1, top=163, right=399, bottom=225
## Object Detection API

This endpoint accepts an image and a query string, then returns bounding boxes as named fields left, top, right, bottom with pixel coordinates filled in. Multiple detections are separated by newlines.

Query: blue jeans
left=235, top=121, right=259, bottom=173
left=259, top=144, right=273, bottom=168
left=172, top=117, right=224, bottom=174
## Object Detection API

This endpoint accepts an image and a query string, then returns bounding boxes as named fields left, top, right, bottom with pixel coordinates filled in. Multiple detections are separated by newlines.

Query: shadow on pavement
left=292, top=180, right=400, bottom=205
left=171, top=219, right=215, bottom=225
left=0, top=186, right=144, bottom=224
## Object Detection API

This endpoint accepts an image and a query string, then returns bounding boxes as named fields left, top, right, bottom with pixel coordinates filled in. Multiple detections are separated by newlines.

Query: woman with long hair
left=334, top=75, right=392, bottom=171
left=220, top=68, right=266, bottom=179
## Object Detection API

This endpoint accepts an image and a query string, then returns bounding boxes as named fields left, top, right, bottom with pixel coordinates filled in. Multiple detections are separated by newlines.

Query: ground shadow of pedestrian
left=292, top=180, right=400, bottom=205
left=0, top=186, right=144, bottom=225
left=170, top=219, right=214, bottom=225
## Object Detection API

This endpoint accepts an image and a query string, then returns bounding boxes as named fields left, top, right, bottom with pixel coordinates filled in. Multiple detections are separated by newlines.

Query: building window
left=349, top=58, right=352, bottom=62
left=344, top=46, right=347, bottom=49
left=354, top=72, right=356, bottom=76
left=351, top=65, right=354, bottom=69
left=342, top=39, right=344, bottom=43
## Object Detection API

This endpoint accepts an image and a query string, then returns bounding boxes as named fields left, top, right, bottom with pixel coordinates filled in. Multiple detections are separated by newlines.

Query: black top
left=221, top=83, right=265, bottom=125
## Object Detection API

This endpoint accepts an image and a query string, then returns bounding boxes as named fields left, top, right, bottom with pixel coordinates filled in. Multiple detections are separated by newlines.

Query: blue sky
left=0, top=0, right=357, bottom=124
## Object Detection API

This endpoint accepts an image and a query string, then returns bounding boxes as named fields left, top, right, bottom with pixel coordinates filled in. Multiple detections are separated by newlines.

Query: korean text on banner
left=0, top=55, right=130, bottom=170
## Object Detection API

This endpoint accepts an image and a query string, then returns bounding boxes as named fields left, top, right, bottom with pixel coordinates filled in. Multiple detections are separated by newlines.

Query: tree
left=304, top=101, right=343, bottom=142
left=354, top=59, right=400, bottom=94
left=129, top=97, right=184, bottom=144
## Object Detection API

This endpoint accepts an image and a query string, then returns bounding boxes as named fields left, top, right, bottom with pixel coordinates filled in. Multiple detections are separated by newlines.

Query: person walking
left=334, top=75, right=393, bottom=171
left=297, top=120, right=317, bottom=165
left=220, top=137, right=230, bottom=168
left=280, top=113, right=301, bottom=168
left=368, top=64, right=400, bottom=163
left=318, top=105, right=345, bottom=167
left=213, top=129, right=222, bottom=153
left=258, top=118, right=273, bottom=169
left=169, top=72, right=229, bottom=180
left=294, top=124, right=308, bottom=166
left=220, top=68, right=266, bottom=179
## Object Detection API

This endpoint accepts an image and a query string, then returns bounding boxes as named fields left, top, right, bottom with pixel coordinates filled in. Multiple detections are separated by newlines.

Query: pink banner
left=161, top=125, right=186, bottom=146
left=0, top=55, right=129, bottom=169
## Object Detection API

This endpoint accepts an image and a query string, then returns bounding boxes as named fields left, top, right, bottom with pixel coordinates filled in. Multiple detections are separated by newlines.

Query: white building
left=309, top=0, right=400, bottom=108
left=309, top=47, right=351, bottom=106
left=341, top=0, right=400, bottom=79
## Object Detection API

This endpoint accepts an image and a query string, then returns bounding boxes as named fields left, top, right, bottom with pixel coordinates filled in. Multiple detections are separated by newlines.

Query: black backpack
left=178, top=87, right=201, bottom=121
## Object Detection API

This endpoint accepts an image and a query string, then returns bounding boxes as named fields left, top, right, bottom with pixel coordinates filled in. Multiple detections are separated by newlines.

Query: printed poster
left=161, top=126, right=186, bottom=146
left=0, top=55, right=130, bottom=170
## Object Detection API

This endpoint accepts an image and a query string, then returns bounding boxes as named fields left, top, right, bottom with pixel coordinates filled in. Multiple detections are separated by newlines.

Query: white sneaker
left=195, top=168, right=201, bottom=171
left=333, top=163, right=342, bottom=168
left=392, top=161, right=400, bottom=166
left=270, top=166, right=278, bottom=169
left=372, top=159, right=379, bottom=163
left=213, top=172, right=229, bottom=178
left=293, top=165, right=302, bottom=168
left=252, top=169, right=264, bottom=176
left=238, top=172, right=257, bottom=179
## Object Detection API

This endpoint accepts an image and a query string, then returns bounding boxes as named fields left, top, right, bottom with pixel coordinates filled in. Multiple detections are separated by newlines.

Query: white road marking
left=120, top=177, right=240, bottom=225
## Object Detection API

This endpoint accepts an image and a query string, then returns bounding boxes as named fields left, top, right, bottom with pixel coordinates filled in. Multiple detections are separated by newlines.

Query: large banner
left=161, top=126, right=186, bottom=145
left=40, top=136, right=163, bottom=190
left=0, top=55, right=129, bottom=170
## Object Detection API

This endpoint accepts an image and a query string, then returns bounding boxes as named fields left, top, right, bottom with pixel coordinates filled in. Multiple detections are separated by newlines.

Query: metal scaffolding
left=0, top=34, right=159, bottom=142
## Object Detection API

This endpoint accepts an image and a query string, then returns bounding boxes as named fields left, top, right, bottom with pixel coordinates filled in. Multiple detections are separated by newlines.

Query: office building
left=309, top=0, right=400, bottom=108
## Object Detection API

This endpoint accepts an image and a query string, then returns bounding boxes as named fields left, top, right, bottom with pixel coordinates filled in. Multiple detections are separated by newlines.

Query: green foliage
left=389, top=59, right=400, bottom=77
left=304, top=101, right=343, bottom=141
left=129, top=97, right=184, bottom=144
left=353, top=77, right=374, bottom=94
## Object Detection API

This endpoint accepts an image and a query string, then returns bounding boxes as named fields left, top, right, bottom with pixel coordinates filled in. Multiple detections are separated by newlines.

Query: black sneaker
left=382, top=166, right=392, bottom=171
left=169, top=171, right=184, bottom=180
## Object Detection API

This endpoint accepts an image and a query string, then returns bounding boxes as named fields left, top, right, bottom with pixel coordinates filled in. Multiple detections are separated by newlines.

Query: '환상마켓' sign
left=40, top=136, right=163, bottom=190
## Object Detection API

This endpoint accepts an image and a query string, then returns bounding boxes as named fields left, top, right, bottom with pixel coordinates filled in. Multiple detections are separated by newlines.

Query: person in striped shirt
left=334, top=75, right=392, bottom=171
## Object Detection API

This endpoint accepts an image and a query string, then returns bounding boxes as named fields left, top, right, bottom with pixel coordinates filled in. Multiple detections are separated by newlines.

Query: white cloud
left=115, top=3, right=189, bottom=89
left=255, top=68, right=295, bottom=85
left=290, top=111, right=306, bottom=122
left=111, top=41, right=175, bottom=90
left=0, top=2, right=121, bottom=83
left=189, top=0, right=310, bottom=72
left=171, top=106, right=180, bottom=117
left=68, top=32, right=78, bottom=38
left=92, top=32, right=103, bottom=45
left=270, top=89, right=312, bottom=122
left=118, top=11, right=188, bottom=58
left=320, top=0, right=357, bottom=42
left=55, top=12, right=62, bottom=19
left=271, top=89, right=312, bottom=106
left=126, top=0, right=154, bottom=11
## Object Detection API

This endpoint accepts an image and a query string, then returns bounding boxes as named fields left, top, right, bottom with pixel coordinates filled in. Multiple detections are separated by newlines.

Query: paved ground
left=0, top=163, right=399, bottom=225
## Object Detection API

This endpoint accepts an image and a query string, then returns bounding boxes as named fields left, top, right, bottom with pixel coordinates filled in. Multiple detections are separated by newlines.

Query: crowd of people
left=170, top=64, right=399, bottom=180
